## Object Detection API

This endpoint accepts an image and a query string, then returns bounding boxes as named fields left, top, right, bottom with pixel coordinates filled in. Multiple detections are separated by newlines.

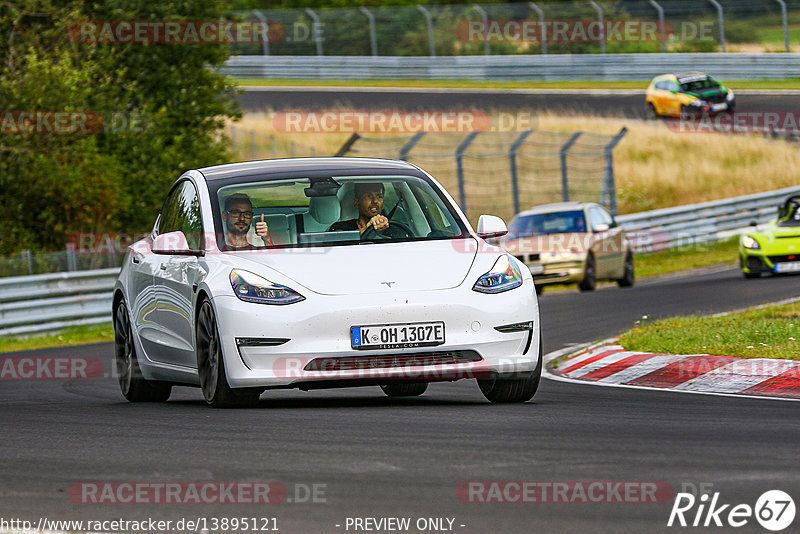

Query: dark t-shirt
left=328, top=219, right=360, bottom=232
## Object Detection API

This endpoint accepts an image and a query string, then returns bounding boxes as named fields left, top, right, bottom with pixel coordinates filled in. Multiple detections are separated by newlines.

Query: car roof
left=513, top=201, right=598, bottom=218
left=197, top=157, right=419, bottom=181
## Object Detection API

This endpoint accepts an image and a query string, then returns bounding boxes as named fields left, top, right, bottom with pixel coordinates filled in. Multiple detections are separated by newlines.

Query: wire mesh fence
left=230, top=0, right=800, bottom=57
left=339, top=129, right=627, bottom=224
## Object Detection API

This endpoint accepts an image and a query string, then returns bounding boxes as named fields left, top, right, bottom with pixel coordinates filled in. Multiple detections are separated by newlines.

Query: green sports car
left=740, top=195, right=800, bottom=278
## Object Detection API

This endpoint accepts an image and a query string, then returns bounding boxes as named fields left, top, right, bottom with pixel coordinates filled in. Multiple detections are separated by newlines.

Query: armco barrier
left=0, top=268, right=118, bottom=336
left=2, top=186, right=799, bottom=335
left=221, top=53, right=800, bottom=81
left=616, top=185, right=800, bottom=251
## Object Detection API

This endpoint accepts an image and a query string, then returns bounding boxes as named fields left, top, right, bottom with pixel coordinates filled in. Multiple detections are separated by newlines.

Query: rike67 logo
left=668, top=490, right=795, bottom=531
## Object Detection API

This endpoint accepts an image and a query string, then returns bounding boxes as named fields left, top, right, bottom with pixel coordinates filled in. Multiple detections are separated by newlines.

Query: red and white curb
left=545, top=340, right=800, bottom=401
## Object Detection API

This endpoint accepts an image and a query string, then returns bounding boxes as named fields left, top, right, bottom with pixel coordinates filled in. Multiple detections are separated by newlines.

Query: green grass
left=0, top=323, right=113, bottom=354
left=234, top=78, right=800, bottom=91
left=619, top=301, right=800, bottom=360
left=634, top=237, right=739, bottom=279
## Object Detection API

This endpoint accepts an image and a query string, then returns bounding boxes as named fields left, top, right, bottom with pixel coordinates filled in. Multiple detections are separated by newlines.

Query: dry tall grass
left=228, top=111, right=800, bottom=215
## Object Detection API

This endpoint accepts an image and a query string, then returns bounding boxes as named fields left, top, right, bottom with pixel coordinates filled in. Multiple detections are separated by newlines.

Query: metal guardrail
left=0, top=268, right=118, bottom=336
left=3, top=186, right=799, bottom=335
left=221, top=53, right=800, bottom=81
left=617, top=185, right=800, bottom=251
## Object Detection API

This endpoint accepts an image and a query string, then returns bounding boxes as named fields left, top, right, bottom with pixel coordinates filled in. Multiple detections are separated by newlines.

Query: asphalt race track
left=2, top=267, right=799, bottom=534
left=238, top=86, right=800, bottom=118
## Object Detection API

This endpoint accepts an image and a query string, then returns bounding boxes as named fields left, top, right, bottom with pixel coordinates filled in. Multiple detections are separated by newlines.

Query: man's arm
left=254, top=214, right=274, bottom=246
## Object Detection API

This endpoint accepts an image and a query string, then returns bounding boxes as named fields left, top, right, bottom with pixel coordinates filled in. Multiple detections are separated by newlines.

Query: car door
left=597, top=207, right=624, bottom=277
left=151, top=180, right=206, bottom=368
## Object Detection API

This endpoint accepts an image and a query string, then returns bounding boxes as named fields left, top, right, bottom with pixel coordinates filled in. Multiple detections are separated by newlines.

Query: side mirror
left=476, top=215, right=508, bottom=239
left=152, top=231, right=204, bottom=256
left=750, top=220, right=758, bottom=227
left=593, top=223, right=610, bottom=233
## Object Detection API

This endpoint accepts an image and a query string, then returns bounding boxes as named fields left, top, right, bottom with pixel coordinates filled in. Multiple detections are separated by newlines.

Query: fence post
left=251, top=131, right=257, bottom=159
left=22, top=249, right=32, bottom=275
left=472, top=4, right=491, bottom=55
left=528, top=2, right=547, bottom=55
left=334, top=133, right=361, bottom=156
left=305, top=8, right=324, bottom=56
left=647, top=0, right=666, bottom=53
left=559, top=132, right=583, bottom=202
left=602, top=127, right=628, bottom=216
left=252, top=10, right=270, bottom=55
left=359, top=7, right=378, bottom=56
left=416, top=6, right=436, bottom=57
left=707, top=0, right=726, bottom=52
left=509, top=129, right=534, bottom=215
left=776, top=0, right=790, bottom=52
left=66, top=243, right=77, bottom=272
left=456, top=132, right=480, bottom=217
left=588, top=1, right=605, bottom=54
left=399, top=132, right=426, bottom=160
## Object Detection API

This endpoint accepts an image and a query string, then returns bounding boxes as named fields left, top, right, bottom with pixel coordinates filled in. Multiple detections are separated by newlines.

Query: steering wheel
left=361, top=220, right=414, bottom=240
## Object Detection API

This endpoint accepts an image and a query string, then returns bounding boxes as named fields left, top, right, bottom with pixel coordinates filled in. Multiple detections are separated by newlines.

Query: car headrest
left=308, top=196, right=341, bottom=224
left=338, top=184, right=357, bottom=221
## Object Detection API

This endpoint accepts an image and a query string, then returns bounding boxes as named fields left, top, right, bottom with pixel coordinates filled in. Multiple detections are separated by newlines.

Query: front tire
left=196, top=299, right=262, bottom=408
left=617, top=252, right=635, bottom=287
left=647, top=103, right=659, bottom=120
left=114, top=300, right=171, bottom=402
left=478, top=339, right=542, bottom=403
left=381, top=382, right=428, bottom=397
left=578, top=253, right=597, bottom=292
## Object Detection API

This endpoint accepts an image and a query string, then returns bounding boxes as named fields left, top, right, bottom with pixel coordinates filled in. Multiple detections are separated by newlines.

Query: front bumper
left=211, top=281, right=540, bottom=388
left=741, top=249, right=800, bottom=275
left=514, top=253, right=587, bottom=285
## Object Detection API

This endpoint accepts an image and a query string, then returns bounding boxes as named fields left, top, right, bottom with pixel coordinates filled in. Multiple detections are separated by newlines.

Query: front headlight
left=229, top=269, right=305, bottom=305
left=741, top=235, right=761, bottom=250
left=473, top=255, right=523, bottom=294
left=726, top=90, right=735, bottom=101
left=688, top=99, right=707, bottom=107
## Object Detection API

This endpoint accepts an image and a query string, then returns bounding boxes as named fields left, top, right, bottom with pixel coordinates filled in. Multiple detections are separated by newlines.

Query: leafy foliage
left=0, top=0, right=240, bottom=254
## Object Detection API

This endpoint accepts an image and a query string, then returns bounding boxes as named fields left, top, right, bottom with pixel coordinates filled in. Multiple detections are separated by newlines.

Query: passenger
left=222, top=193, right=273, bottom=249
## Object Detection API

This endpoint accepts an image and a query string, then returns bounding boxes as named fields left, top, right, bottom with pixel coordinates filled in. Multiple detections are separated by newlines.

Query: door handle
left=132, top=256, right=140, bottom=264
left=160, top=264, right=167, bottom=270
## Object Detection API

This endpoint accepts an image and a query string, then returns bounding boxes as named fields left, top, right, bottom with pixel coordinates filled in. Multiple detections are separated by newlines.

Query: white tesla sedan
left=113, top=158, right=541, bottom=407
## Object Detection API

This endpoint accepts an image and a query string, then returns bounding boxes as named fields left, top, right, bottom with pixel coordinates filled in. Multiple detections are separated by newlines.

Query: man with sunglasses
left=222, top=193, right=273, bottom=250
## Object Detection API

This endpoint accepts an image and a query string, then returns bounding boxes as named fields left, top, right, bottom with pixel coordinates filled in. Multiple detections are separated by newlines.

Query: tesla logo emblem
left=380, top=281, right=395, bottom=288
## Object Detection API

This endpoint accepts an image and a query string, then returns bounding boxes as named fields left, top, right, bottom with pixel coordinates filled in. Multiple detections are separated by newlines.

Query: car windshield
left=778, top=204, right=800, bottom=227
left=508, top=210, right=587, bottom=237
left=679, top=77, right=719, bottom=93
left=213, top=174, right=468, bottom=250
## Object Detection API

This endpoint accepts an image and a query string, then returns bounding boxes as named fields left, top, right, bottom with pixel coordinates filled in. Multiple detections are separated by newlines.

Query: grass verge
left=619, top=300, right=800, bottom=360
left=0, top=323, right=113, bottom=354
left=234, top=78, right=800, bottom=91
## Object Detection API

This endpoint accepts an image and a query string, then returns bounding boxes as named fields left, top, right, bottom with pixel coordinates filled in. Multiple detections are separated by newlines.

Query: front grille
left=705, top=92, right=726, bottom=104
left=746, top=256, right=766, bottom=271
left=304, top=350, right=483, bottom=372
left=769, top=255, right=800, bottom=263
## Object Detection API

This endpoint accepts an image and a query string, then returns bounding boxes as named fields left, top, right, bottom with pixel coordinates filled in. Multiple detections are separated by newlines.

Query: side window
left=158, top=181, right=203, bottom=250
left=655, top=81, right=668, bottom=91
left=668, top=81, right=681, bottom=93
left=598, top=207, right=615, bottom=227
left=588, top=208, right=604, bottom=230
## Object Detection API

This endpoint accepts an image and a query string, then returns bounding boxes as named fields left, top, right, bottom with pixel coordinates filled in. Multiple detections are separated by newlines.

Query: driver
left=329, top=182, right=390, bottom=235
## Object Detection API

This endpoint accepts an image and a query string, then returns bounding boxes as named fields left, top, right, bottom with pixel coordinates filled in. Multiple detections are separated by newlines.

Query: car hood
left=228, top=238, right=479, bottom=295
left=751, top=223, right=800, bottom=251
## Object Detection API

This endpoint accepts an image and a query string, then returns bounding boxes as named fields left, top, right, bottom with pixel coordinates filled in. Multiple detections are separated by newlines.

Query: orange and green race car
left=740, top=195, right=800, bottom=278
left=645, top=72, right=735, bottom=119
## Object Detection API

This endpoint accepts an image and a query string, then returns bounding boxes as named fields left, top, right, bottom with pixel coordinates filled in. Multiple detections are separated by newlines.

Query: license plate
left=774, top=261, right=800, bottom=273
left=351, top=322, right=445, bottom=350
left=711, top=103, right=728, bottom=111
left=529, top=264, right=545, bottom=275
